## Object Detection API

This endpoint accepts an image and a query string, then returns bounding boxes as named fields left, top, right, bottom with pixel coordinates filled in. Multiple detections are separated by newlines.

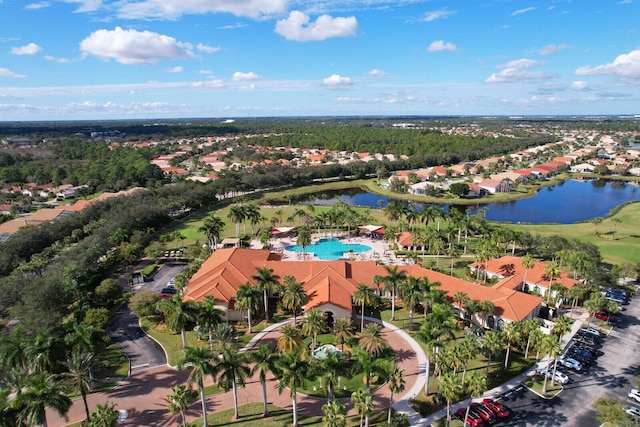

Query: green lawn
left=140, top=317, right=204, bottom=366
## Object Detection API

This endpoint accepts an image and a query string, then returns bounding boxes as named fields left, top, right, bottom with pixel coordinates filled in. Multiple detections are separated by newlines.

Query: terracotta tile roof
left=395, top=232, right=413, bottom=247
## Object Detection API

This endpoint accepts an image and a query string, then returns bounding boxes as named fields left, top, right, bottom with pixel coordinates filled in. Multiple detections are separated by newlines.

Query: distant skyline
left=1, top=0, right=639, bottom=121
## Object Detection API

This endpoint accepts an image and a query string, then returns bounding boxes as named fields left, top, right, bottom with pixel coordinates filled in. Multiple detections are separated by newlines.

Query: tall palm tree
left=387, top=367, right=405, bottom=424
left=211, top=348, right=250, bottom=420
left=382, top=265, right=408, bottom=321
left=482, top=330, right=503, bottom=377
left=301, top=309, right=326, bottom=352
left=245, top=203, right=261, bottom=234
left=500, top=321, right=520, bottom=369
left=447, top=244, right=460, bottom=276
left=316, top=351, right=351, bottom=401
left=352, top=283, right=377, bottom=332
left=351, top=388, right=375, bottom=427
left=417, top=302, right=457, bottom=395
left=463, top=372, right=487, bottom=427
left=452, top=291, right=469, bottom=319
left=158, top=295, right=198, bottom=349
left=177, top=346, right=215, bottom=427
left=544, top=261, right=562, bottom=304
left=249, top=344, right=280, bottom=418
left=281, top=276, right=307, bottom=325
left=458, top=336, right=480, bottom=386
left=322, top=400, right=347, bottom=427
left=167, top=385, right=197, bottom=426
left=332, top=318, right=354, bottom=351
left=252, top=266, right=281, bottom=324
left=401, top=277, right=423, bottom=331
left=359, top=323, right=387, bottom=356
left=275, top=351, right=314, bottom=427
left=432, top=237, right=446, bottom=270
left=440, top=372, right=462, bottom=427
left=478, top=300, right=495, bottom=329
left=553, top=315, right=573, bottom=343
left=235, top=282, right=261, bottom=334
left=521, top=255, right=536, bottom=291
left=352, top=348, right=387, bottom=392
left=24, top=331, right=58, bottom=374
left=227, top=205, right=245, bottom=237
left=521, top=317, right=540, bottom=359
left=62, top=348, right=95, bottom=423
left=14, top=373, right=72, bottom=427
left=540, top=334, right=562, bottom=395
left=199, top=214, right=225, bottom=250
left=197, top=295, right=224, bottom=350
left=296, top=226, right=312, bottom=260
left=278, top=324, right=303, bottom=353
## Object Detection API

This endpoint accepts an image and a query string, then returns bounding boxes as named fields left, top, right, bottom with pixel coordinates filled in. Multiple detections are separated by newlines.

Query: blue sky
left=1, top=0, right=639, bottom=120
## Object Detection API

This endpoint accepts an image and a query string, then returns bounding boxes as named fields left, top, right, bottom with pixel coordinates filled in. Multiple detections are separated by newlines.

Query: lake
left=294, top=179, right=640, bottom=224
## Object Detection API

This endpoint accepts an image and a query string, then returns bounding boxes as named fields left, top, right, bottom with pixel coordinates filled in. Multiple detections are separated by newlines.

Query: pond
left=292, top=179, right=640, bottom=224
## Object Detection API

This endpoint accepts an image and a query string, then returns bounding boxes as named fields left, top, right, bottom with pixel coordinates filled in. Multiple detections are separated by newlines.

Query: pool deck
left=250, top=233, right=413, bottom=265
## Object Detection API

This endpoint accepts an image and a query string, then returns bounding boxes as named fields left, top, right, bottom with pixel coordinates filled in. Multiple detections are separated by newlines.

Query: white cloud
left=199, top=69, right=212, bottom=74
left=80, top=27, right=194, bottom=64
left=45, top=55, right=71, bottom=63
left=366, top=69, right=385, bottom=77
left=571, top=80, right=589, bottom=90
left=275, top=11, right=357, bottom=42
left=167, top=66, right=183, bottom=73
left=538, top=44, right=570, bottom=55
left=11, top=43, right=42, bottom=55
left=232, top=71, right=259, bottom=81
left=322, top=74, right=352, bottom=87
left=422, top=10, right=457, bottom=22
left=510, top=7, right=536, bottom=16
left=196, top=43, right=220, bottom=53
left=574, top=49, right=640, bottom=79
left=0, top=68, right=26, bottom=78
left=116, top=0, right=286, bottom=20
left=427, top=40, right=457, bottom=53
left=64, top=0, right=103, bottom=13
left=25, top=2, right=50, bottom=9
left=485, top=58, right=551, bottom=83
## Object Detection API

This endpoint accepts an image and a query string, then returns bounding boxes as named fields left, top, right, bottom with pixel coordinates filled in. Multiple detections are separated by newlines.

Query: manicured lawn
left=95, top=343, right=130, bottom=379
left=523, top=375, right=563, bottom=398
left=140, top=317, right=205, bottom=366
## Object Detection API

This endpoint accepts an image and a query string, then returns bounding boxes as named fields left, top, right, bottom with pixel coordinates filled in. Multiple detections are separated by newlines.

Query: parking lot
left=476, top=290, right=639, bottom=427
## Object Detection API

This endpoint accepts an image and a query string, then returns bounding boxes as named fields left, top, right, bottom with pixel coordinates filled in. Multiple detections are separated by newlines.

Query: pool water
left=285, top=238, right=372, bottom=261
left=313, top=344, right=342, bottom=359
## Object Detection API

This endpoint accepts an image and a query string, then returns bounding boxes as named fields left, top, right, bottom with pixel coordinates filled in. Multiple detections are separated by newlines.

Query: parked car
left=159, top=287, right=177, bottom=298
left=558, top=355, right=583, bottom=371
left=580, top=327, right=601, bottom=337
left=626, top=406, right=640, bottom=418
left=595, top=311, right=615, bottom=322
left=455, top=408, right=485, bottom=427
left=538, top=368, right=570, bottom=385
left=629, top=389, right=640, bottom=403
left=167, top=278, right=175, bottom=288
left=470, top=403, right=497, bottom=424
left=482, top=398, right=511, bottom=418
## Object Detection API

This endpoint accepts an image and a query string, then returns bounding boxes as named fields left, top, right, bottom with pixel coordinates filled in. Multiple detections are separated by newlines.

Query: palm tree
left=452, top=291, right=469, bottom=319
left=199, top=214, right=225, bottom=250
left=591, top=217, right=603, bottom=235
left=387, top=367, right=405, bottom=424
left=252, top=266, right=281, bottom=324
left=381, top=265, right=408, bottom=321
left=197, top=295, right=224, bottom=350
left=210, top=322, right=238, bottom=354
left=544, top=261, right=562, bottom=303
left=24, top=331, right=57, bottom=374
left=317, top=351, right=351, bottom=401
left=301, top=309, right=326, bottom=352
left=296, top=226, right=312, bottom=260
left=478, top=300, right=495, bottom=329
left=401, top=277, right=423, bottom=331
left=351, top=388, right=375, bottom=427
left=500, top=321, right=520, bottom=369
left=211, top=348, right=251, bottom=420
left=249, top=344, right=280, bottom=418
left=458, top=336, right=480, bottom=386
left=227, top=205, right=245, bottom=236
left=359, top=322, right=387, bottom=356
left=245, top=203, right=261, bottom=234
left=521, top=255, right=536, bottom=291
left=14, top=373, right=71, bottom=427
left=332, top=318, right=354, bottom=351
left=440, top=372, right=462, bottom=427
left=62, top=349, right=95, bottom=423
left=352, top=348, right=387, bottom=392
left=278, top=324, right=303, bottom=353
left=553, top=315, right=573, bottom=343
left=87, top=402, right=119, bottom=427
left=521, top=317, right=539, bottom=359
left=235, top=282, right=261, bottom=334
left=447, top=244, right=460, bottom=276
left=158, top=295, right=199, bottom=349
left=352, top=283, right=377, bottom=332
left=281, top=276, right=307, bottom=325
left=322, top=400, right=347, bottom=427
left=432, top=237, right=446, bottom=270
left=463, top=372, right=487, bottom=427
left=417, top=303, right=457, bottom=395
left=275, top=351, right=314, bottom=427
left=167, top=385, right=197, bottom=426
left=482, top=330, right=503, bottom=376
left=540, top=334, right=562, bottom=395
left=177, top=346, right=215, bottom=427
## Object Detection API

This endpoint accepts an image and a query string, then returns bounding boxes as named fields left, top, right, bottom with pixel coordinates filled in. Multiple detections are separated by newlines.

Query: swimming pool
left=285, top=238, right=372, bottom=261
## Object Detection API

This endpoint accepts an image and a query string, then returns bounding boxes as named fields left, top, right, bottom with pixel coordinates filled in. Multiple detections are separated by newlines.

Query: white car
left=629, top=389, right=640, bottom=403
left=626, top=406, right=640, bottom=418
left=539, top=368, right=570, bottom=385
left=558, top=355, right=583, bottom=371
left=580, top=327, right=601, bottom=337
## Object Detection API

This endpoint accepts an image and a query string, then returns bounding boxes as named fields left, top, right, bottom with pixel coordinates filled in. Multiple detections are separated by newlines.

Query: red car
left=482, top=398, right=511, bottom=418
left=471, top=403, right=497, bottom=424
left=455, top=407, right=485, bottom=427
left=595, top=311, right=614, bottom=322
